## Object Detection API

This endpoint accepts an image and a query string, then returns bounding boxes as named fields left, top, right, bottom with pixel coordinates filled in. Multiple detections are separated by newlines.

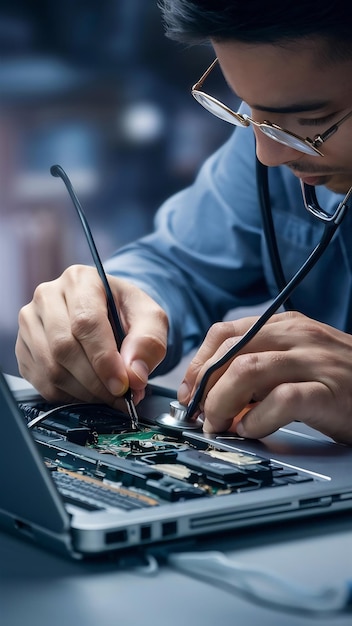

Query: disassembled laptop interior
left=17, top=391, right=319, bottom=516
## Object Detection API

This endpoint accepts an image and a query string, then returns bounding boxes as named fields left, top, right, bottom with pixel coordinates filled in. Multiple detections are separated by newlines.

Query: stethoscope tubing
left=185, top=166, right=347, bottom=419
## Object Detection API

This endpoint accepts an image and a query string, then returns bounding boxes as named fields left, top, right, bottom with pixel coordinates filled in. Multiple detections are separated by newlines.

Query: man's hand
left=16, top=264, right=168, bottom=407
left=178, top=311, right=352, bottom=444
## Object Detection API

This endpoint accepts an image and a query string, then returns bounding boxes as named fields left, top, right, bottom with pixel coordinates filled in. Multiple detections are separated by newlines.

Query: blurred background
left=0, top=0, right=234, bottom=376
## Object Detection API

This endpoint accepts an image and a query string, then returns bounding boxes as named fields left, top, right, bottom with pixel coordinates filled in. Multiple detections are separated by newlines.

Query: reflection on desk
left=1, top=514, right=352, bottom=626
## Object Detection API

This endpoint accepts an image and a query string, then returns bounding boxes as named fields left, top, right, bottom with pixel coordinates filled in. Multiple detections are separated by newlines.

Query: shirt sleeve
left=104, top=126, right=272, bottom=374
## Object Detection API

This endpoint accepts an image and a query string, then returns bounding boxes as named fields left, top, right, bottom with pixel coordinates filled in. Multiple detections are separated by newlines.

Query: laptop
left=1, top=370, right=352, bottom=560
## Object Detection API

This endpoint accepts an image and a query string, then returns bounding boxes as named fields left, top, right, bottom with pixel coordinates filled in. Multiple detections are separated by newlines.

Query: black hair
left=159, top=0, right=352, bottom=57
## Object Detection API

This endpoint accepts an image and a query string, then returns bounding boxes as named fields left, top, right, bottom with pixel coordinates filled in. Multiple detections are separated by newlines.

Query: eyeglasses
left=192, top=58, right=352, bottom=157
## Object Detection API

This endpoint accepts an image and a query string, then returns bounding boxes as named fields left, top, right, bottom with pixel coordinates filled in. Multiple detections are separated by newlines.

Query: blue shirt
left=104, top=126, right=352, bottom=375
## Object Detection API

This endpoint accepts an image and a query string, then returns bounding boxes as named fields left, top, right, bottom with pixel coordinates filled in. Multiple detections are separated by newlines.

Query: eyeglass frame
left=192, top=58, right=352, bottom=157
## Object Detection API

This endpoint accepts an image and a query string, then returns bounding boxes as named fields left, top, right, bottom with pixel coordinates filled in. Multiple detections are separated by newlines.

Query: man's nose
left=253, top=127, right=303, bottom=168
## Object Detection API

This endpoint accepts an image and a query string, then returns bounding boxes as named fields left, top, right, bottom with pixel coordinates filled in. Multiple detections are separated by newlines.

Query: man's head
left=159, top=1, right=352, bottom=193
left=160, top=1, right=352, bottom=53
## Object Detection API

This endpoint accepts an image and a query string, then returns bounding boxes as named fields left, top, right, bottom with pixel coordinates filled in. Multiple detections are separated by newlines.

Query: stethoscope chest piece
left=156, top=400, right=203, bottom=431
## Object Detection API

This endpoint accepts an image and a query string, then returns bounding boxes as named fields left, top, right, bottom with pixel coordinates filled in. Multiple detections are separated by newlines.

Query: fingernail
left=202, top=417, right=212, bottom=434
left=178, top=381, right=190, bottom=404
left=130, top=359, right=149, bottom=384
left=107, top=378, right=128, bottom=396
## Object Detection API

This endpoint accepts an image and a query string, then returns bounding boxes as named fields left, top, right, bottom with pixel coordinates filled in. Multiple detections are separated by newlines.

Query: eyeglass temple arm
left=192, top=58, right=219, bottom=91
left=314, top=110, right=352, bottom=147
left=186, top=187, right=349, bottom=420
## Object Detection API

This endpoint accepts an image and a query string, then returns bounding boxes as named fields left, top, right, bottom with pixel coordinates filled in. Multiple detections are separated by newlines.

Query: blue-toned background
left=0, top=0, right=234, bottom=375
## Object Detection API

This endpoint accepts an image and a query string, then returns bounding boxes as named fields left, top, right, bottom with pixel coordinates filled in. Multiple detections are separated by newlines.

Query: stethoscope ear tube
left=186, top=174, right=346, bottom=420
left=255, top=157, right=294, bottom=310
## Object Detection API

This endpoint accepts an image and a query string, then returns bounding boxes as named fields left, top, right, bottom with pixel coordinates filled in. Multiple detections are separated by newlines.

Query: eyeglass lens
left=192, top=90, right=321, bottom=155
left=192, top=91, right=245, bottom=125
left=259, top=126, right=319, bottom=155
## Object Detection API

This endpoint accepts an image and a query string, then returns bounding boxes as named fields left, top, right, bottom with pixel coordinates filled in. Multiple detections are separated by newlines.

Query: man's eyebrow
left=248, top=100, right=330, bottom=114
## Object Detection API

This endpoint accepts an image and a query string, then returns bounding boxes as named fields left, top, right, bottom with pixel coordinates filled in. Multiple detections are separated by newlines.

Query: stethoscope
left=255, top=158, right=295, bottom=310
left=46, top=165, right=352, bottom=433
left=157, top=159, right=352, bottom=430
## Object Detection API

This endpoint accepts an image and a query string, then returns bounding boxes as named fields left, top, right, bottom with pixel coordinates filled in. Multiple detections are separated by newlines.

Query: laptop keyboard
left=51, top=468, right=159, bottom=511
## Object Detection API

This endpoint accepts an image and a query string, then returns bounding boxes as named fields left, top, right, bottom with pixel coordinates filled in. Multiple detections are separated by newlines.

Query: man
left=15, top=0, right=352, bottom=444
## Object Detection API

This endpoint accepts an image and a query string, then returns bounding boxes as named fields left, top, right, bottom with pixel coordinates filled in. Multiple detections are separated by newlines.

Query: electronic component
left=18, top=401, right=131, bottom=445
left=19, top=398, right=315, bottom=507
